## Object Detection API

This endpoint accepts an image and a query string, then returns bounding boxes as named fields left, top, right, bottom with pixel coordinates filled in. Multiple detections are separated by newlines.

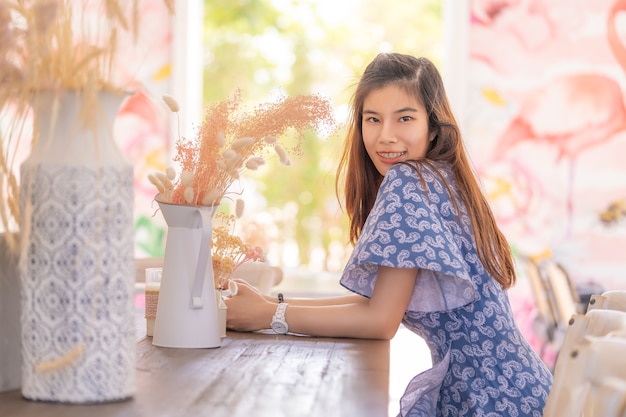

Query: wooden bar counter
left=0, top=330, right=393, bottom=417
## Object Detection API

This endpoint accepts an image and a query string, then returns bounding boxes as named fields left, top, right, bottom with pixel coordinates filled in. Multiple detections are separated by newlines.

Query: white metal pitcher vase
left=152, top=200, right=221, bottom=349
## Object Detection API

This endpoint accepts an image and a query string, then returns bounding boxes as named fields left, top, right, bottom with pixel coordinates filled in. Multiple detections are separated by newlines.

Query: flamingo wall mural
left=466, top=0, right=626, bottom=364
left=113, top=1, right=172, bottom=259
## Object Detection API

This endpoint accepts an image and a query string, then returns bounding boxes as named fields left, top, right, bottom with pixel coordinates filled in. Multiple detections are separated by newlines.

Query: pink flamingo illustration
left=116, top=91, right=169, bottom=197
left=493, top=74, right=626, bottom=160
left=492, top=73, right=626, bottom=236
left=492, top=0, right=626, bottom=236
left=608, top=0, right=626, bottom=75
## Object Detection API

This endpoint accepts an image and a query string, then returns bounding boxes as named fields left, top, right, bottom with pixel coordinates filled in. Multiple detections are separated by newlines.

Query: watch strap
left=271, top=302, right=289, bottom=334
left=273, top=302, right=288, bottom=321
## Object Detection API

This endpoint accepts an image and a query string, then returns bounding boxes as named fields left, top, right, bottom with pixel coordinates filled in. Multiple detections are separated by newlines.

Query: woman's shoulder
left=387, top=160, right=452, bottom=177
left=384, top=160, right=454, bottom=190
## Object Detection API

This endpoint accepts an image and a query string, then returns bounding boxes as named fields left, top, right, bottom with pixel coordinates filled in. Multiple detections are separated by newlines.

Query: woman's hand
left=224, top=279, right=275, bottom=332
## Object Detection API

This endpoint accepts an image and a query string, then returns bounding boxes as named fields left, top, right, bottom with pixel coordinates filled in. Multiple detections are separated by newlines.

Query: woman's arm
left=262, top=292, right=367, bottom=306
left=226, top=266, right=417, bottom=340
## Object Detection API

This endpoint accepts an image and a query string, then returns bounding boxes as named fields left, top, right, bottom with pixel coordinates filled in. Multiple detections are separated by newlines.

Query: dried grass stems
left=0, top=0, right=168, bottom=248
left=150, top=90, right=336, bottom=210
left=211, top=212, right=264, bottom=290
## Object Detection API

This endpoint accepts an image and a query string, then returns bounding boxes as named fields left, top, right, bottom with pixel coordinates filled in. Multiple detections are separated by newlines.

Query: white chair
left=588, top=290, right=626, bottom=312
left=544, top=309, right=626, bottom=417
left=544, top=261, right=583, bottom=326
left=578, top=335, right=626, bottom=417
left=526, top=259, right=561, bottom=354
left=555, top=309, right=626, bottom=359
left=587, top=376, right=626, bottom=417
left=544, top=334, right=626, bottom=417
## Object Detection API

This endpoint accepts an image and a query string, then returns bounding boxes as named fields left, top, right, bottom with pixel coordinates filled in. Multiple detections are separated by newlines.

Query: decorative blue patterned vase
left=19, top=90, right=135, bottom=403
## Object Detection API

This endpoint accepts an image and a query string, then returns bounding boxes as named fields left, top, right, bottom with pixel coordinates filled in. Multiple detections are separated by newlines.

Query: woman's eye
left=399, top=116, right=413, bottom=122
left=365, top=116, right=379, bottom=123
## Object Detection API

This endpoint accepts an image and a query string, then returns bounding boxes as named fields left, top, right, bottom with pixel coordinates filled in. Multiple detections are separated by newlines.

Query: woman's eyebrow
left=394, top=107, right=419, bottom=113
left=363, top=107, right=418, bottom=115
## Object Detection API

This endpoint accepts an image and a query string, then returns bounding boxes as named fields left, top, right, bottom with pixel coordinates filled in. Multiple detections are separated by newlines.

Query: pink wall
left=113, top=0, right=173, bottom=258
left=467, top=0, right=626, bottom=291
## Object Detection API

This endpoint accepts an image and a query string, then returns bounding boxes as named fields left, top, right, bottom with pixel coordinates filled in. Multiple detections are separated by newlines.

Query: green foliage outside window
left=203, top=0, right=442, bottom=270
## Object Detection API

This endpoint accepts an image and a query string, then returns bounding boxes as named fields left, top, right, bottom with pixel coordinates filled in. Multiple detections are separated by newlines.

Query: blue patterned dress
left=340, top=162, right=553, bottom=417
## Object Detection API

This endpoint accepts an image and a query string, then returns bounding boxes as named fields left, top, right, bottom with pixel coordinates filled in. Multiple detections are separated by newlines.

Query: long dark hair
left=336, top=52, right=515, bottom=289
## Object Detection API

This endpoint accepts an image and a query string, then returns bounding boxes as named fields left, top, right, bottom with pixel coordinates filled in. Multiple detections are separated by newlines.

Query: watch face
left=271, top=322, right=288, bottom=334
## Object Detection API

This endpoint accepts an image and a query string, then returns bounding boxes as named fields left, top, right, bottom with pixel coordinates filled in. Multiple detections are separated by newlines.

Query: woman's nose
left=379, top=122, right=398, bottom=143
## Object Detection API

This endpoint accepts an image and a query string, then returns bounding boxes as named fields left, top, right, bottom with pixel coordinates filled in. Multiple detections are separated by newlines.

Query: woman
left=226, top=52, right=553, bottom=416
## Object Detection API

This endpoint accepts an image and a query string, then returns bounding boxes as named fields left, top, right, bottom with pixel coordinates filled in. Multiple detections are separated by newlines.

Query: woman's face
left=361, top=84, right=433, bottom=176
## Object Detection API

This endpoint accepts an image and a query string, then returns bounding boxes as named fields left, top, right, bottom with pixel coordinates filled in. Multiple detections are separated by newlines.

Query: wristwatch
left=271, top=299, right=289, bottom=334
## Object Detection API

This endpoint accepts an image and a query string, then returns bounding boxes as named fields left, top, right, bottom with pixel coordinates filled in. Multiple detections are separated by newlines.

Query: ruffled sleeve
left=340, top=162, right=478, bottom=313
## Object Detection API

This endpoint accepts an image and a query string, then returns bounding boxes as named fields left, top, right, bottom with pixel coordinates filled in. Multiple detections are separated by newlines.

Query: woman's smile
left=376, top=151, right=407, bottom=163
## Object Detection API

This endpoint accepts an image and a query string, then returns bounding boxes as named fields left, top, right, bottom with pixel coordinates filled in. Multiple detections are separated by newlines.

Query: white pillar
left=171, top=0, right=204, bottom=157
left=442, top=0, right=470, bottom=134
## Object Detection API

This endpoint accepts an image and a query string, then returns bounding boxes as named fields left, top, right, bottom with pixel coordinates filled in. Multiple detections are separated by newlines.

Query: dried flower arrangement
left=0, top=0, right=173, bottom=244
left=212, top=212, right=264, bottom=290
left=148, top=90, right=336, bottom=208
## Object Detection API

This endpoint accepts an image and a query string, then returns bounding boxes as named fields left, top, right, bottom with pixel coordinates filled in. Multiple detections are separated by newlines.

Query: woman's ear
left=429, top=130, right=437, bottom=142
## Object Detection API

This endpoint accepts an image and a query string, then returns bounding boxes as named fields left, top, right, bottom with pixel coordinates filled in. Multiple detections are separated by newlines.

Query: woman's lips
left=377, top=151, right=406, bottom=163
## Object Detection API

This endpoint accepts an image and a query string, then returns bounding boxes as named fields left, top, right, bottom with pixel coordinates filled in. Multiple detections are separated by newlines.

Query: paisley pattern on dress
left=340, top=161, right=553, bottom=417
